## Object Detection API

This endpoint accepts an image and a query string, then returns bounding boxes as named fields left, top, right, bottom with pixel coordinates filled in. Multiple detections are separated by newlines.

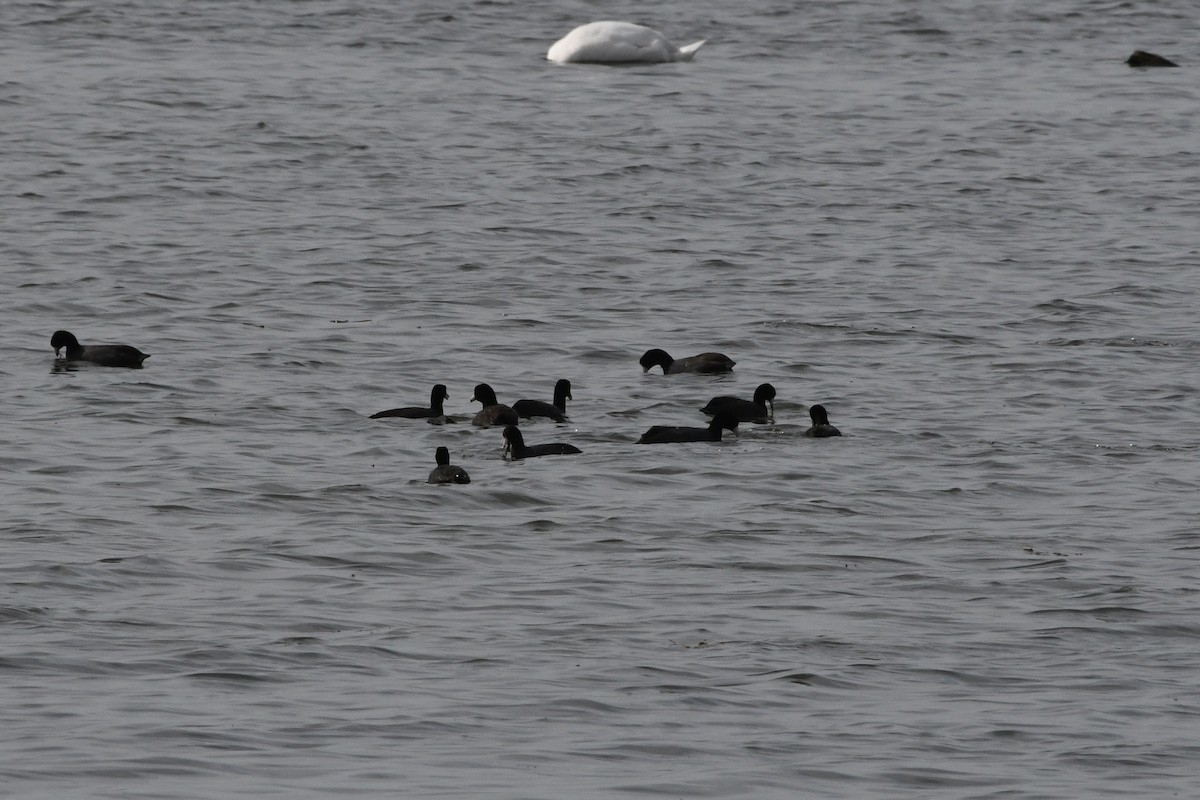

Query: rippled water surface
left=3, top=1, right=1200, bottom=797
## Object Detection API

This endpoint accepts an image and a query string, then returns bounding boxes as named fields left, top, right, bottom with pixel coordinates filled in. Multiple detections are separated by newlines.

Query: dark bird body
left=637, top=412, right=739, bottom=444
left=51, top=330, right=148, bottom=368
left=639, top=348, right=734, bottom=375
left=513, top=379, right=572, bottom=422
left=472, top=383, right=518, bottom=428
left=502, top=425, right=581, bottom=459
left=804, top=404, right=842, bottom=438
left=1126, top=50, right=1178, bottom=67
left=427, top=447, right=471, bottom=484
left=701, top=383, right=776, bottom=423
left=371, top=384, right=449, bottom=419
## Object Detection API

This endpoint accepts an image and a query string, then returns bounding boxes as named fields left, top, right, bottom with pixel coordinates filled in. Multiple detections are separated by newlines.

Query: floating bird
left=427, top=447, right=471, bottom=484
left=637, top=412, right=739, bottom=444
left=50, top=330, right=149, bottom=368
left=804, top=404, right=842, bottom=438
left=471, top=384, right=519, bottom=428
left=640, top=348, right=734, bottom=375
left=547, top=21, right=705, bottom=65
left=371, top=384, right=449, bottom=419
left=701, top=383, right=776, bottom=423
left=513, top=379, right=572, bottom=423
left=501, top=425, right=581, bottom=459
left=1126, top=50, right=1178, bottom=67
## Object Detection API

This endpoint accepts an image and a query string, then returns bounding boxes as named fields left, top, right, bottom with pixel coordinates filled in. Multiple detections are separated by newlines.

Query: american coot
left=804, top=405, right=842, bottom=438
left=428, top=447, right=471, bottom=484
left=51, top=330, right=149, bottom=368
left=371, top=384, right=449, bottom=419
left=640, top=348, right=735, bottom=375
left=502, top=426, right=581, bottom=460
left=638, top=412, right=739, bottom=444
left=1126, top=50, right=1178, bottom=67
left=513, top=379, right=572, bottom=423
left=471, top=384, right=519, bottom=428
left=701, top=383, right=776, bottom=423
left=547, top=21, right=705, bottom=64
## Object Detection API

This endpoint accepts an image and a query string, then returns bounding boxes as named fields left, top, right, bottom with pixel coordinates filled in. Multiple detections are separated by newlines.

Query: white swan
left=547, top=21, right=705, bottom=65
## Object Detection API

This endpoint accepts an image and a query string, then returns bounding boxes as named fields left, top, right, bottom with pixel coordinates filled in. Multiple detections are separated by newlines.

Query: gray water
left=3, top=1, right=1199, bottom=797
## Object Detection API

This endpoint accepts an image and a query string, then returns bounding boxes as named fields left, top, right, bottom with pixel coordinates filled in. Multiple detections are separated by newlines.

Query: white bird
left=547, top=21, right=705, bottom=65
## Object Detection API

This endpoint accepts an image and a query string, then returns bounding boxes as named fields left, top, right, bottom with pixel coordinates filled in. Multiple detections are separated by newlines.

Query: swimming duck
left=637, top=412, right=739, bottom=444
left=547, top=21, right=705, bottom=65
left=428, top=447, right=471, bottom=484
left=513, top=379, right=572, bottom=423
left=640, top=348, right=734, bottom=375
left=471, top=384, right=519, bottom=428
left=1126, top=50, right=1178, bottom=67
left=50, top=330, right=149, bottom=368
left=371, top=384, right=449, bottom=419
left=804, top=404, right=842, bottom=438
left=701, top=383, right=776, bottom=423
left=502, top=425, right=582, bottom=459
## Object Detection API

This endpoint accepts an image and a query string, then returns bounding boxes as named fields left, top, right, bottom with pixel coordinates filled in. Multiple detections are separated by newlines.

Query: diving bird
left=1126, top=50, right=1178, bottom=67
left=547, top=21, right=705, bottom=64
